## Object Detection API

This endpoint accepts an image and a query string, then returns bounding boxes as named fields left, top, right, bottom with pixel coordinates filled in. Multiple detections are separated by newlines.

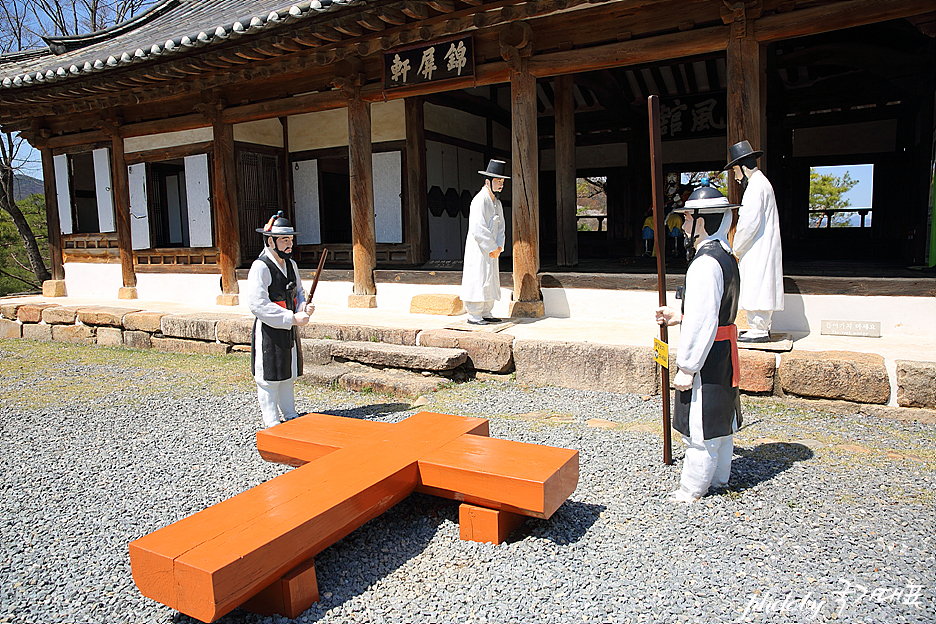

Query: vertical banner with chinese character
left=383, top=35, right=474, bottom=90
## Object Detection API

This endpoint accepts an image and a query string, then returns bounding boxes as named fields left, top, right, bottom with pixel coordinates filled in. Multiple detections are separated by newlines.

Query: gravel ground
left=0, top=340, right=933, bottom=624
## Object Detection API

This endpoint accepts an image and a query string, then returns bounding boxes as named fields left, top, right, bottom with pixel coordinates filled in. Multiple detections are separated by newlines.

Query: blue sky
left=814, top=164, right=874, bottom=210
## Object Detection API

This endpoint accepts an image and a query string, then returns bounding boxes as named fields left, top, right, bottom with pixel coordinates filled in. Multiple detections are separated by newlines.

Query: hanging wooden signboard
left=383, top=35, right=474, bottom=90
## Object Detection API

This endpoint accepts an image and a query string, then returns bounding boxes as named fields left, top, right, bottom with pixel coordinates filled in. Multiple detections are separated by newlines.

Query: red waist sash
left=714, top=323, right=739, bottom=388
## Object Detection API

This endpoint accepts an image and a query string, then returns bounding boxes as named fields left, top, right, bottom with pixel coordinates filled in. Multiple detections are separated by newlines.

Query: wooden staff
left=309, top=248, right=328, bottom=299
left=648, top=95, right=672, bottom=466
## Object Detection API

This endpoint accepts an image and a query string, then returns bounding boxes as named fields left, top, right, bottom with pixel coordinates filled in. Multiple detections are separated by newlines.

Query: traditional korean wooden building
left=1, top=0, right=933, bottom=311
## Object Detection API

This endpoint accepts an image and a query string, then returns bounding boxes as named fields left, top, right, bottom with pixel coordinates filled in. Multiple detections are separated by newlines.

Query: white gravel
left=0, top=342, right=933, bottom=624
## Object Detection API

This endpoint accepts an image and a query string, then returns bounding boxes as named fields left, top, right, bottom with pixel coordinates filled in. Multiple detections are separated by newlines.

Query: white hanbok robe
left=461, top=186, right=506, bottom=303
left=247, top=247, right=307, bottom=382
left=733, top=169, right=784, bottom=312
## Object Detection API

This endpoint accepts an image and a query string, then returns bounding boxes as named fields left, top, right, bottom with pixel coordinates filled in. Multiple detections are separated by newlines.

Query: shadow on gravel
left=311, top=402, right=413, bottom=419
left=729, top=442, right=814, bottom=490
left=507, top=499, right=605, bottom=546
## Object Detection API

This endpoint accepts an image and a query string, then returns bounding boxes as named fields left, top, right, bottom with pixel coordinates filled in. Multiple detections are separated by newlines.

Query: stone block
left=123, top=311, right=167, bottom=333
left=96, top=327, right=123, bottom=347
left=77, top=306, right=140, bottom=327
left=0, top=318, right=21, bottom=339
left=52, top=324, right=96, bottom=345
left=152, top=337, right=230, bottom=356
left=0, top=303, right=21, bottom=320
left=739, top=350, right=776, bottom=393
left=124, top=330, right=153, bottom=350
left=896, top=360, right=936, bottom=409
left=330, top=341, right=467, bottom=371
left=514, top=339, right=657, bottom=395
left=17, top=303, right=59, bottom=323
left=217, top=317, right=255, bottom=345
left=299, top=323, right=419, bottom=346
left=348, top=294, right=377, bottom=308
left=301, top=339, right=334, bottom=366
left=160, top=313, right=242, bottom=341
left=299, top=363, right=348, bottom=387
left=508, top=300, right=545, bottom=319
left=779, top=350, right=890, bottom=404
left=22, top=323, right=52, bottom=341
left=118, top=286, right=138, bottom=299
left=216, top=293, right=240, bottom=306
left=41, top=306, right=81, bottom=325
left=410, top=293, right=465, bottom=316
left=339, top=367, right=450, bottom=398
left=41, top=280, right=67, bottom=297
left=418, top=329, right=514, bottom=373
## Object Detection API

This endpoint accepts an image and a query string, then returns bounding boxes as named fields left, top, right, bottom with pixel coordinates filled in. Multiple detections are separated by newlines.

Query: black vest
left=673, top=240, right=741, bottom=440
left=250, top=254, right=303, bottom=381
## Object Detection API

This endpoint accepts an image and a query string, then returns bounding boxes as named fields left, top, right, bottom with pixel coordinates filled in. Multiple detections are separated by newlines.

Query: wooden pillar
left=109, top=134, right=138, bottom=298
left=405, top=97, right=429, bottom=265
left=725, top=3, right=766, bottom=207
left=212, top=119, right=241, bottom=305
left=348, top=92, right=377, bottom=305
left=554, top=74, right=577, bottom=267
left=39, top=146, right=64, bottom=283
left=508, top=57, right=544, bottom=317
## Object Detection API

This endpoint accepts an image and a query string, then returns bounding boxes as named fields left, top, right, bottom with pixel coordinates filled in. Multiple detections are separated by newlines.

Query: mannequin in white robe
left=656, top=186, right=741, bottom=503
left=247, top=215, right=312, bottom=428
left=727, top=142, right=784, bottom=341
left=461, top=160, right=507, bottom=325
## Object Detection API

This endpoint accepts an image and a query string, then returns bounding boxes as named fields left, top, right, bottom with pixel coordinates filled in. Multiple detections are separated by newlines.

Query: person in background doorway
left=461, top=160, right=508, bottom=325
left=725, top=140, right=784, bottom=343
left=655, top=181, right=741, bottom=503
left=247, top=212, right=313, bottom=428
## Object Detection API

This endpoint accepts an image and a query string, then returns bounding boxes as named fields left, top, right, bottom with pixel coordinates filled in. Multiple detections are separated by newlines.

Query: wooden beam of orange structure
left=130, top=411, right=578, bottom=623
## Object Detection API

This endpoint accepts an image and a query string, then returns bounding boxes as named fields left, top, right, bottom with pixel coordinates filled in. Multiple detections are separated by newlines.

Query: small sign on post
left=653, top=338, right=669, bottom=368
left=820, top=320, right=881, bottom=337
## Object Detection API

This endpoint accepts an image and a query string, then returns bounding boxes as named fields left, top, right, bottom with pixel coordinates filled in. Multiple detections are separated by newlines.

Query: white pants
left=464, top=300, right=495, bottom=322
left=743, top=310, right=773, bottom=337
left=679, top=434, right=733, bottom=498
left=256, top=378, right=298, bottom=428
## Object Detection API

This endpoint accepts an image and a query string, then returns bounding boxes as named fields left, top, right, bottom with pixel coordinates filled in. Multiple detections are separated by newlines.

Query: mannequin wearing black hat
left=656, top=183, right=741, bottom=503
left=725, top=141, right=784, bottom=343
left=247, top=212, right=314, bottom=428
left=461, top=160, right=508, bottom=325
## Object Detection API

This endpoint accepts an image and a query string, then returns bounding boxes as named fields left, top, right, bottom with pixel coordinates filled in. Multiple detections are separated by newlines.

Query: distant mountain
left=13, top=174, right=44, bottom=201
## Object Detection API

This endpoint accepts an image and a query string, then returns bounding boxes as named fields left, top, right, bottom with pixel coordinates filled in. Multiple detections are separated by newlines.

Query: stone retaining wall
left=1, top=301, right=932, bottom=409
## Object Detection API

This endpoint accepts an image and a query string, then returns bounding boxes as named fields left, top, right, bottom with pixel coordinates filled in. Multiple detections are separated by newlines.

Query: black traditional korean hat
left=723, top=140, right=763, bottom=170
left=256, top=211, right=300, bottom=236
left=674, top=180, right=739, bottom=214
left=478, top=159, right=510, bottom=179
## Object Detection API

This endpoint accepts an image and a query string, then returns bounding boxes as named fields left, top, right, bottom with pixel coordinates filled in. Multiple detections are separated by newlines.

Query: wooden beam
left=726, top=6, right=766, bottom=206
left=109, top=135, right=137, bottom=289
left=222, top=89, right=345, bottom=124
left=121, top=113, right=209, bottom=138
left=402, top=1, right=429, bottom=20
left=377, top=6, right=408, bottom=25
left=404, top=97, right=429, bottom=265
left=528, top=27, right=730, bottom=78
left=333, top=19, right=364, bottom=37
left=428, top=0, right=456, bottom=13
left=39, top=147, right=64, bottom=281
left=554, top=74, right=577, bottom=267
left=212, top=119, right=241, bottom=296
left=510, top=57, right=541, bottom=306
left=357, top=13, right=387, bottom=31
left=347, top=92, right=377, bottom=296
left=754, top=0, right=934, bottom=43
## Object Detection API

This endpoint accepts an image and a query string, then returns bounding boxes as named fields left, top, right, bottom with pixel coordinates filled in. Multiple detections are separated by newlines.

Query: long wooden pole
left=309, top=248, right=328, bottom=299
left=648, top=95, right=672, bottom=466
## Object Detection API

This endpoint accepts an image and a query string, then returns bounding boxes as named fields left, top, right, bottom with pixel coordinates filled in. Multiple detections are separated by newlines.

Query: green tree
left=809, top=168, right=859, bottom=228
left=0, top=193, right=48, bottom=294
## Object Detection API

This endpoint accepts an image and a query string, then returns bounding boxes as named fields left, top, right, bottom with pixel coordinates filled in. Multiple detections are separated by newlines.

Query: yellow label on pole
left=653, top=338, right=669, bottom=368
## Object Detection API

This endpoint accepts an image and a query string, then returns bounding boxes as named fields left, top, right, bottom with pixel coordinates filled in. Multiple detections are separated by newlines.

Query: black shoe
left=738, top=333, right=770, bottom=343
left=482, top=317, right=502, bottom=323
left=467, top=319, right=491, bottom=325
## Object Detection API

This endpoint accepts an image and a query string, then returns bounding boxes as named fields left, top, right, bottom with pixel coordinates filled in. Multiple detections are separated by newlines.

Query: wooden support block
left=240, top=557, right=319, bottom=619
left=459, top=504, right=526, bottom=544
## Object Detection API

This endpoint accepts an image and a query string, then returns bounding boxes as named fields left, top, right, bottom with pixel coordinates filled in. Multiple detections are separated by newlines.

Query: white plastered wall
left=124, top=127, right=213, bottom=152
left=288, top=100, right=405, bottom=151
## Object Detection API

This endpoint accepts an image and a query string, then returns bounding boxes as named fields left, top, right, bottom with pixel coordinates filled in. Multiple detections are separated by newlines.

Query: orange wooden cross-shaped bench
left=129, top=411, right=579, bottom=622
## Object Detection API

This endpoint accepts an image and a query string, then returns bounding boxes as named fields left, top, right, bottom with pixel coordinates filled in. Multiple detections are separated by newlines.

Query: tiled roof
left=0, top=0, right=363, bottom=90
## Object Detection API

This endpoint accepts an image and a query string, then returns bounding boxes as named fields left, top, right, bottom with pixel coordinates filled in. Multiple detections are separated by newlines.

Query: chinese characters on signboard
left=383, top=35, right=474, bottom=90
left=660, top=93, right=727, bottom=140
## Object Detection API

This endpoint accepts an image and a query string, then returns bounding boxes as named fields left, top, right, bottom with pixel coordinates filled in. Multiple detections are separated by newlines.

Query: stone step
left=299, top=362, right=451, bottom=398
left=328, top=340, right=467, bottom=372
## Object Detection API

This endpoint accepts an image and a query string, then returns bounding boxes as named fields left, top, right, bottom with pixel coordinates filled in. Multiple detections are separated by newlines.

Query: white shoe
left=668, top=488, right=699, bottom=504
left=263, top=419, right=281, bottom=429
